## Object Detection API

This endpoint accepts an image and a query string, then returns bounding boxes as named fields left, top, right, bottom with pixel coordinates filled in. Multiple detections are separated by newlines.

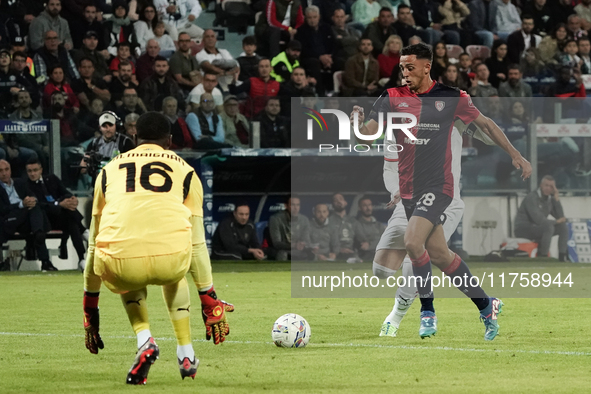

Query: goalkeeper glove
left=83, top=291, right=104, bottom=354
left=199, top=287, right=234, bottom=345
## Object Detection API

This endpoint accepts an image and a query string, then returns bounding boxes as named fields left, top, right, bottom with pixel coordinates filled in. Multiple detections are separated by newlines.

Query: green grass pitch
left=1, top=262, right=590, bottom=393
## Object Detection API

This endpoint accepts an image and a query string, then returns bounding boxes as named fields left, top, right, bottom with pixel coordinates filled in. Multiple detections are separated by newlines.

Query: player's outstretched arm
left=350, top=105, right=380, bottom=144
left=473, top=114, right=532, bottom=180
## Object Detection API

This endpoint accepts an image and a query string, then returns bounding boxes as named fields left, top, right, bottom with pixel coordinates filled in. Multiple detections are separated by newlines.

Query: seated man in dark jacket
left=25, top=158, right=87, bottom=271
left=0, top=159, right=56, bottom=271
left=211, top=202, right=265, bottom=260
left=254, top=97, right=290, bottom=148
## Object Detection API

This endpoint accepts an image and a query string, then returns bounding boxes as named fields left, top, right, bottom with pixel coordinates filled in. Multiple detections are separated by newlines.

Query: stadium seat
left=256, top=221, right=268, bottom=246
left=333, top=71, right=343, bottom=95
left=466, top=45, right=491, bottom=60
left=1, top=231, right=64, bottom=271
left=446, top=44, right=463, bottom=60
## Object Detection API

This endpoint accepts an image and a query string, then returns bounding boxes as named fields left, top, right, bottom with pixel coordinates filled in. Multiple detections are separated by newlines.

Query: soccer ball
left=272, top=313, right=311, bottom=348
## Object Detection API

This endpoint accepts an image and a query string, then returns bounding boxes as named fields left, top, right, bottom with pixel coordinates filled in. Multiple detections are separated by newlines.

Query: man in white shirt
left=506, top=16, right=541, bottom=64
left=188, top=72, right=224, bottom=113
left=154, top=0, right=203, bottom=41
left=195, top=29, right=239, bottom=91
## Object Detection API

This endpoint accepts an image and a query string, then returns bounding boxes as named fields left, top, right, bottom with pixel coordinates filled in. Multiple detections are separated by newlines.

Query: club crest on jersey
left=435, top=101, right=445, bottom=111
left=397, top=102, right=409, bottom=108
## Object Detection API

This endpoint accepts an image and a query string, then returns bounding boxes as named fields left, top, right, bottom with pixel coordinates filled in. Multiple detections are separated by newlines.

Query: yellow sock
left=121, top=288, right=150, bottom=335
left=162, top=277, right=192, bottom=346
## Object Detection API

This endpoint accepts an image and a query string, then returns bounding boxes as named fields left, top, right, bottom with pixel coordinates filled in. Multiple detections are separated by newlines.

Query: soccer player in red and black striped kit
left=351, top=43, right=532, bottom=341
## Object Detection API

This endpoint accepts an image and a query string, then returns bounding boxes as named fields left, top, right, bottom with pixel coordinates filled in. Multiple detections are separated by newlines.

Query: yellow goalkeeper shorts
left=94, top=246, right=192, bottom=294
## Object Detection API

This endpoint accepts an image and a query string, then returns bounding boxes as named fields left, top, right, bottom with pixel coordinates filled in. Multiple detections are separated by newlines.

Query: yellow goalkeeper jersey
left=92, top=144, right=203, bottom=258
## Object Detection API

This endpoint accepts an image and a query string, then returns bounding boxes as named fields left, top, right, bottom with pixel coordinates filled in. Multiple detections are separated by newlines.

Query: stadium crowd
left=0, top=0, right=587, bottom=268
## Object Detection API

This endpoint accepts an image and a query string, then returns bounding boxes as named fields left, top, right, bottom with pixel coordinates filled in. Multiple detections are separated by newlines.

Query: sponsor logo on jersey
left=397, top=102, right=409, bottom=108
left=416, top=205, right=428, bottom=212
left=404, top=138, right=430, bottom=145
left=435, top=101, right=445, bottom=111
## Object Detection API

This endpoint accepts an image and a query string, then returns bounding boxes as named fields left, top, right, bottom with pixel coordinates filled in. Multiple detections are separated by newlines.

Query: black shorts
left=402, top=191, right=453, bottom=226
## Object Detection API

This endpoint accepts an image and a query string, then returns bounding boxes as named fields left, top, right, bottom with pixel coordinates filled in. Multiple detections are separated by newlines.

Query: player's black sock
left=411, top=250, right=434, bottom=313
left=443, top=254, right=489, bottom=311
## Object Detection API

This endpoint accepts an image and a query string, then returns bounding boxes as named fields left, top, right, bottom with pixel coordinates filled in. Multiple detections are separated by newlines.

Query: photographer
left=80, top=111, right=135, bottom=181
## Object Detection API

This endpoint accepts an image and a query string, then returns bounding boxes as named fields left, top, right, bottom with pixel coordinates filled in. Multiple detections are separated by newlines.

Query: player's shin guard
left=372, top=261, right=397, bottom=279
left=121, top=288, right=150, bottom=336
left=162, top=277, right=192, bottom=346
left=411, top=251, right=434, bottom=313
left=443, top=254, right=489, bottom=311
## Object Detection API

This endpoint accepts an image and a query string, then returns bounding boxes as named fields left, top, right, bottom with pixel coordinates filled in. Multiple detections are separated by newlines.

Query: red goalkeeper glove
left=199, top=287, right=234, bottom=345
left=83, top=291, right=104, bottom=354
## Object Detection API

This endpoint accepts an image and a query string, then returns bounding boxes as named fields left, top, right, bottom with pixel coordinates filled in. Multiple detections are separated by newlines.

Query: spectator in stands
left=393, top=5, right=426, bottom=46
left=523, top=0, right=555, bottom=37
left=363, top=7, right=397, bottom=58
left=104, top=0, right=140, bottom=57
left=0, top=13, right=21, bottom=50
left=124, top=113, right=139, bottom=141
left=495, top=0, right=522, bottom=41
left=267, top=196, right=292, bottom=260
left=558, top=39, right=582, bottom=69
left=196, top=29, right=240, bottom=91
left=154, top=0, right=203, bottom=41
left=117, top=87, right=146, bottom=119
left=411, top=0, right=460, bottom=45
left=6, top=51, right=41, bottom=108
left=575, top=0, right=591, bottom=31
left=295, top=5, right=335, bottom=95
left=469, top=63, right=498, bottom=97
left=309, top=203, right=339, bottom=261
left=514, top=175, right=569, bottom=261
left=109, top=61, right=138, bottom=107
left=438, top=0, right=470, bottom=47
left=48, top=91, right=86, bottom=147
left=186, top=92, right=228, bottom=149
left=230, top=58, right=280, bottom=118
left=279, top=66, right=316, bottom=116
left=29, top=0, right=73, bottom=51
left=352, top=0, right=382, bottom=27
left=161, top=96, right=192, bottom=149
left=25, top=158, right=87, bottom=270
left=42, top=66, right=80, bottom=113
left=539, top=24, right=567, bottom=64
left=498, top=64, right=532, bottom=98
left=288, top=196, right=312, bottom=261
left=508, top=100, right=529, bottom=125
left=221, top=95, right=250, bottom=148
left=152, top=21, right=176, bottom=58
left=136, top=39, right=160, bottom=83
left=566, top=14, right=587, bottom=41
left=440, top=63, right=468, bottom=90
left=466, top=0, right=497, bottom=48
left=169, top=32, right=201, bottom=93
left=134, top=4, right=158, bottom=53
left=110, top=42, right=137, bottom=79
left=0, top=49, right=23, bottom=115
left=520, top=48, right=547, bottom=83
left=78, top=97, right=103, bottom=132
left=72, top=31, right=110, bottom=82
left=507, top=16, right=542, bottom=65
left=330, top=192, right=363, bottom=261
left=332, top=7, right=361, bottom=71
left=354, top=196, right=386, bottom=261
left=271, top=39, right=301, bottom=83
left=254, top=0, right=305, bottom=57
left=342, top=38, right=379, bottom=96
left=459, top=52, right=474, bottom=78
left=377, top=35, right=402, bottom=79
left=578, top=37, right=591, bottom=73
left=255, top=97, right=290, bottom=148
left=188, top=72, right=224, bottom=113
left=485, top=40, right=509, bottom=89
left=9, top=90, right=42, bottom=121
left=138, top=56, right=184, bottom=111
left=211, top=202, right=265, bottom=260
left=72, top=58, right=111, bottom=111
left=0, top=160, right=56, bottom=271
left=545, top=65, right=585, bottom=97
left=237, top=36, right=261, bottom=82
left=8, top=91, right=48, bottom=168
left=70, top=5, right=107, bottom=52
left=33, top=30, right=80, bottom=85
left=431, top=41, right=449, bottom=82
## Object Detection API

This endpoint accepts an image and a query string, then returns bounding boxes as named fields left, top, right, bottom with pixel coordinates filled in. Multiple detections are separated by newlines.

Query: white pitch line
left=1, top=331, right=589, bottom=357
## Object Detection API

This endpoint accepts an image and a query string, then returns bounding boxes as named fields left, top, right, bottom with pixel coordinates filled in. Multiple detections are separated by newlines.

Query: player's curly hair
left=136, top=112, right=170, bottom=141
left=400, top=43, right=433, bottom=63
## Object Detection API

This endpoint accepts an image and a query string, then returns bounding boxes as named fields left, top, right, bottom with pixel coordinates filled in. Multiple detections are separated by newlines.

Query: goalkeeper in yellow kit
left=82, top=112, right=233, bottom=385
